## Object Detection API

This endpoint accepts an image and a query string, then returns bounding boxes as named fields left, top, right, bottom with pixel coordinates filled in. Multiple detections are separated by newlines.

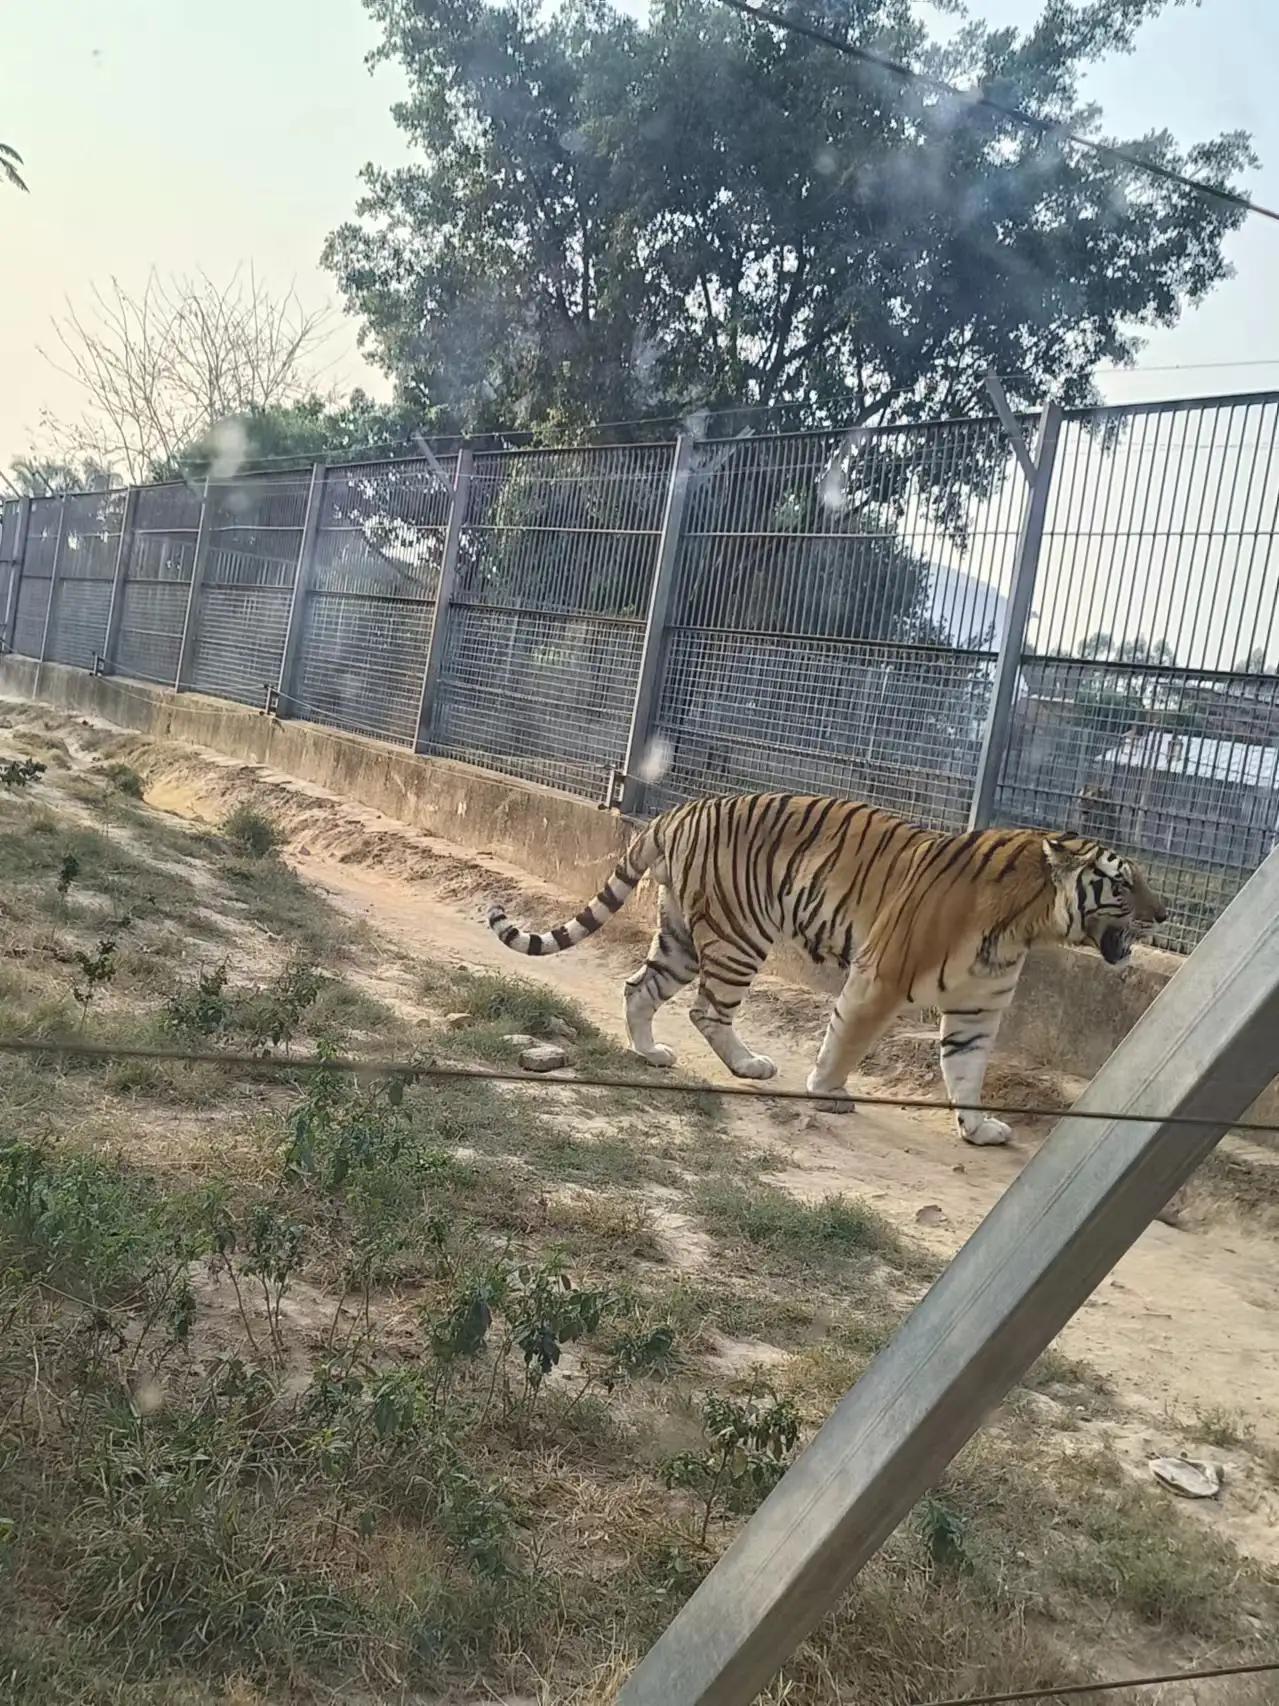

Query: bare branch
left=33, top=269, right=333, bottom=480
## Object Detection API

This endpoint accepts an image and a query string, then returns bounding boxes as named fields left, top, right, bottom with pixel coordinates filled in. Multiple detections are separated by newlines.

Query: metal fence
left=183, top=471, right=311, bottom=706
left=651, top=420, right=1026, bottom=825
left=993, top=392, right=1279, bottom=948
left=11, top=497, right=61, bottom=663
left=112, top=483, right=203, bottom=686
left=285, top=457, right=453, bottom=745
left=422, top=444, right=673, bottom=795
left=5, top=388, right=1279, bottom=953
left=0, top=500, right=27, bottom=654
left=44, top=490, right=127, bottom=672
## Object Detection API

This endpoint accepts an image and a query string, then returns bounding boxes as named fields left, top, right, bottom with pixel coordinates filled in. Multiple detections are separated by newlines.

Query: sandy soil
left=111, top=732, right=1279, bottom=1458
left=7, top=703, right=1278, bottom=1576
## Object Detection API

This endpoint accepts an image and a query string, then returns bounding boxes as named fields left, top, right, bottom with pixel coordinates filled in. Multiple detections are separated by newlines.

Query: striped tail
left=487, top=837, right=655, bottom=956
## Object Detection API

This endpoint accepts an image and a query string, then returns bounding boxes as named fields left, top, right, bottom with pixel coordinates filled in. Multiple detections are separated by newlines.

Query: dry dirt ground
left=125, top=724, right=1279, bottom=1457
left=3, top=699, right=1279, bottom=1704
left=39, top=719, right=1279, bottom=1453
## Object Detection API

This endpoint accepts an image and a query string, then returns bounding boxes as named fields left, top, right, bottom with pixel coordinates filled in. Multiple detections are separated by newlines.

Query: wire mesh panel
left=184, top=473, right=308, bottom=706
left=45, top=489, right=126, bottom=670
left=289, top=458, right=456, bottom=745
left=648, top=424, right=1027, bottom=823
left=0, top=500, right=20, bottom=639
left=10, top=397, right=1279, bottom=957
left=0, top=501, right=17, bottom=564
left=994, top=394, right=1279, bottom=950
left=111, top=483, right=202, bottom=685
left=11, top=497, right=63, bottom=659
left=421, top=444, right=672, bottom=796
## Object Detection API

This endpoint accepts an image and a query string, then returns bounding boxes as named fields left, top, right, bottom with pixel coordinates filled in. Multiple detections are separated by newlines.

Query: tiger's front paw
left=960, top=1116, right=1012, bottom=1147
left=734, top=1053, right=777, bottom=1080
left=805, top=1071, right=856, bottom=1115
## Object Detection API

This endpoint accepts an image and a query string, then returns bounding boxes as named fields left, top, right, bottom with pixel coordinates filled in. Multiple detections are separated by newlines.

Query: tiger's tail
left=487, top=828, right=659, bottom=956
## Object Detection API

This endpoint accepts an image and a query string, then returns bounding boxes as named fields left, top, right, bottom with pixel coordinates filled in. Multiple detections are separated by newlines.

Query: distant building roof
left=1099, top=729, right=1279, bottom=791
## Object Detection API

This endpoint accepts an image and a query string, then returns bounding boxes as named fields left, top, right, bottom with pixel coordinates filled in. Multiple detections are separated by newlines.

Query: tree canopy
left=8, top=456, right=116, bottom=498
left=152, top=391, right=423, bottom=482
left=324, top=0, right=1254, bottom=439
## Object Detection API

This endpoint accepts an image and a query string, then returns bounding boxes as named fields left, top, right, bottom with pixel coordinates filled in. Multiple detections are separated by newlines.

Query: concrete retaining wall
left=5, top=655, right=1264, bottom=1117
left=0, top=656, right=632, bottom=893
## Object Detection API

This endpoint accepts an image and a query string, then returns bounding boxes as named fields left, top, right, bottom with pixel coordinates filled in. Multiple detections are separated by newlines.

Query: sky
left=0, top=0, right=410, bottom=476
left=3, top=0, right=1279, bottom=478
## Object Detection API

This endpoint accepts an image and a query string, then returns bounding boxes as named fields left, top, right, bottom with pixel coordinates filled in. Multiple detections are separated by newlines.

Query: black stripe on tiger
left=486, top=840, right=656, bottom=956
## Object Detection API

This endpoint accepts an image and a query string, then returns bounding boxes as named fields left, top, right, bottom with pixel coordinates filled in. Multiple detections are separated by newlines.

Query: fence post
left=617, top=838, right=1279, bottom=1706
left=174, top=478, right=214, bottom=692
left=2, top=496, right=31, bottom=652
left=415, top=449, right=474, bottom=748
left=33, top=495, right=68, bottom=695
left=619, top=433, right=695, bottom=814
left=275, top=462, right=326, bottom=716
left=99, top=486, right=138, bottom=675
left=967, top=400, right=1062, bottom=830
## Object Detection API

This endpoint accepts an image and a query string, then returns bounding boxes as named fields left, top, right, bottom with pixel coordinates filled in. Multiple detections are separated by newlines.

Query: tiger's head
left=1043, top=835, right=1168, bottom=966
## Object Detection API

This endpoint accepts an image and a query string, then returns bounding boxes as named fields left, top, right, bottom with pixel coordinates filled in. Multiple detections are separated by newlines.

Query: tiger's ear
left=1042, top=836, right=1082, bottom=872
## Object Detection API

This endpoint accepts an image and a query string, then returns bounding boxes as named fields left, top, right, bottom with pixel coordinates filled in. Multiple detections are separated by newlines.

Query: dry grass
left=0, top=744, right=1274, bottom=1705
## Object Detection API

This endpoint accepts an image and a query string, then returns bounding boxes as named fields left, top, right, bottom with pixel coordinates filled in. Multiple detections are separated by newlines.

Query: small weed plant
left=239, top=957, right=324, bottom=1054
left=420, top=1253, right=623, bottom=1434
left=55, top=850, right=79, bottom=900
left=163, top=959, right=232, bottom=1040
left=101, top=762, right=144, bottom=799
left=164, top=957, right=325, bottom=1054
left=664, top=1387, right=800, bottom=1544
left=71, top=937, right=117, bottom=1028
left=243, top=1201, right=306, bottom=1363
left=222, top=801, right=281, bottom=858
left=0, top=757, right=44, bottom=789
left=918, top=1494, right=971, bottom=1572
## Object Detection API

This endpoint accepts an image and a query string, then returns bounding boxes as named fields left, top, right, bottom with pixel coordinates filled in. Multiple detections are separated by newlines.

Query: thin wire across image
left=1, top=1034, right=1276, bottom=1138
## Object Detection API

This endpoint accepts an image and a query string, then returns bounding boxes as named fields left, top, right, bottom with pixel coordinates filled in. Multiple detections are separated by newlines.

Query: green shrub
left=101, top=762, right=145, bottom=799
left=222, top=803, right=280, bottom=859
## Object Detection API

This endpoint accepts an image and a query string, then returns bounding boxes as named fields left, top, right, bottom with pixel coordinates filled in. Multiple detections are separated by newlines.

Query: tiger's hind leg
left=805, top=968, right=902, bottom=1112
left=938, top=991, right=1016, bottom=1145
left=688, top=932, right=775, bottom=1079
left=623, top=888, right=697, bottom=1067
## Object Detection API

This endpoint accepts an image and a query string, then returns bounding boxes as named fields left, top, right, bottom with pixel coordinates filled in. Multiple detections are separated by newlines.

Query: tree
left=8, top=457, right=119, bottom=497
left=1079, top=632, right=1177, bottom=667
left=325, top=0, right=1253, bottom=440
left=155, top=390, right=422, bottom=482
left=1070, top=631, right=1200, bottom=746
left=1235, top=646, right=1272, bottom=674
left=1, top=143, right=26, bottom=192
left=28, top=269, right=331, bottom=484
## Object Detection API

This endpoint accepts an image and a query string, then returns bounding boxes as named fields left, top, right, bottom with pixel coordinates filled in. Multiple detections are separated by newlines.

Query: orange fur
left=489, top=792, right=1167, bottom=1133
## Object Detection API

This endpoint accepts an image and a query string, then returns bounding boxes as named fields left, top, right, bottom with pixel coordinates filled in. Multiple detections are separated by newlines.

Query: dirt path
left=286, top=834, right=1279, bottom=1456
left=26, top=708, right=1279, bottom=1460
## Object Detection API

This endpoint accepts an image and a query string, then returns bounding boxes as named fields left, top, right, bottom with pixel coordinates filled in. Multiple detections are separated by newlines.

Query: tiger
left=487, top=792, right=1168, bottom=1146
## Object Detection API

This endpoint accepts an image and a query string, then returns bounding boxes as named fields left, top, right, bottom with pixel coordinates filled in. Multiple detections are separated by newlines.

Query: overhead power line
left=713, top=0, right=1279, bottom=226
left=2, top=1034, right=1279, bottom=1137
left=1098, top=357, right=1279, bottom=376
